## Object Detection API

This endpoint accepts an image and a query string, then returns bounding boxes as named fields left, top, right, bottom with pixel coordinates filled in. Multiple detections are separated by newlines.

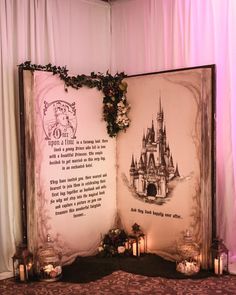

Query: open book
left=19, top=65, right=215, bottom=268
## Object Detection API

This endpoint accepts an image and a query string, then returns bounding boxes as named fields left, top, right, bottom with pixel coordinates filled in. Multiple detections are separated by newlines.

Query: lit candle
left=19, top=264, right=25, bottom=281
left=139, top=238, right=145, bottom=254
left=132, top=241, right=140, bottom=256
left=214, top=257, right=223, bottom=275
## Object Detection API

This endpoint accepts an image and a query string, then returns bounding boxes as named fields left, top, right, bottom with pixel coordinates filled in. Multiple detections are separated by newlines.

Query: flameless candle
left=139, top=238, right=145, bottom=253
left=214, top=257, right=223, bottom=275
left=132, top=241, right=140, bottom=256
left=19, top=264, right=25, bottom=281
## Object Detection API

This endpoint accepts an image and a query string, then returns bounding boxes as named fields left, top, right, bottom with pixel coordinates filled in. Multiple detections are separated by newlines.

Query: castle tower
left=162, top=125, right=166, bottom=147
left=156, top=98, right=163, bottom=142
left=129, top=155, right=136, bottom=186
left=165, top=143, right=170, bottom=157
left=142, top=132, right=146, bottom=148
left=137, top=156, right=145, bottom=194
left=151, top=120, right=155, bottom=142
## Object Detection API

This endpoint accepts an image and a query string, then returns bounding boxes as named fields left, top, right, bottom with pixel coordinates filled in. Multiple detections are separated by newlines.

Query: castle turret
left=174, top=163, right=180, bottom=177
left=142, top=132, right=146, bottom=148
left=162, top=125, right=166, bottom=147
left=138, top=155, right=145, bottom=172
left=169, top=155, right=174, bottom=168
left=165, top=143, right=170, bottom=157
left=129, top=155, right=136, bottom=186
left=151, top=120, right=155, bottom=142
left=137, top=156, right=145, bottom=195
left=156, top=98, right=163, bottom=141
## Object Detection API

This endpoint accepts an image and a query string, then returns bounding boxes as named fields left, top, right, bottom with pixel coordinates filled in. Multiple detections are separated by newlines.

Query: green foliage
left=19, top=61, right=130, bottom=137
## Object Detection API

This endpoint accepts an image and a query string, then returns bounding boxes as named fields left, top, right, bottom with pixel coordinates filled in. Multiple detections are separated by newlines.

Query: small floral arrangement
left=98, top=228, right=129, bottom=257
left=39, top=264, right=62, bottom=281
left=103, top=79, right=130, bottom=137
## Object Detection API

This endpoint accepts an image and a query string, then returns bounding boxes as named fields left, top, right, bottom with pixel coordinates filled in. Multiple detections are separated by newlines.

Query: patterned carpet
left=1, top=271, right=236, bottom=295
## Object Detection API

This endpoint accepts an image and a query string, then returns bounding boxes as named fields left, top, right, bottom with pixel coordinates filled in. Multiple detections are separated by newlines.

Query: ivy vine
left=18, top=61, right=130, bottom=137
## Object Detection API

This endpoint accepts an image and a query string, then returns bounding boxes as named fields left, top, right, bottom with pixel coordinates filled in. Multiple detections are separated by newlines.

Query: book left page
left=23, top=70, right=116, bottom=263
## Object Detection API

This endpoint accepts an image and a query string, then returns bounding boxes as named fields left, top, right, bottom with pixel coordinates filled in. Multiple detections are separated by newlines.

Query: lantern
left=128, top=236, right=140, bottom=256
left=129, top=223, right=147, bottom=257
left=36, top=234, right=62, bottom=282
left=211, top=237, right=229, bottom=275
left=176, top=230, right=200, bottom=275
left=12, top=243, right=34, bottom=282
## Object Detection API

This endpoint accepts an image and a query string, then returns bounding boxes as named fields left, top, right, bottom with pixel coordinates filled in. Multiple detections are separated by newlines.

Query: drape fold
left=111, top=0, right=236, bottom=267
left=0, top=0, right=110, bottom=277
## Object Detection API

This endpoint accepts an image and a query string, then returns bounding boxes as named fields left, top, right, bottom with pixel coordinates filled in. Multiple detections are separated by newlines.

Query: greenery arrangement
left=18, top=61, right=130, bottom=137
left=98, top=228, right=130, bottom=257
left=97, top=223, right=145, bottom=257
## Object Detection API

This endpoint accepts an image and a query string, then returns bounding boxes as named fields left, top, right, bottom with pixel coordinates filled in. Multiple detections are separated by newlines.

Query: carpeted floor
left=1, top=255, right=236, bottom=294
left=1, top=271, right=236, bottom=294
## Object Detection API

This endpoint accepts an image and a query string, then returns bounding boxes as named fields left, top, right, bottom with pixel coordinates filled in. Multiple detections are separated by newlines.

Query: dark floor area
left=62, top=254, right=212, bottom=283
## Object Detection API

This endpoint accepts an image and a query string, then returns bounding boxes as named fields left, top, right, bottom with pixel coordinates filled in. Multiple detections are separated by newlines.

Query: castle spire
left=142, top=131, right=146, bottom=148
left=152, top=119, right=154, bottom=131
left=157, top=97, right=163, bottom=138
left=169, top=154, right=174, bottom=168
left=131, top=155, right=135, bottom=166
left=130, top=155, right=135, bottom=172
left=138, top=155, right=144, bottom=171
left=174, top=163, right=180, bottom=177
left=159, top=96, right=162, bottom=114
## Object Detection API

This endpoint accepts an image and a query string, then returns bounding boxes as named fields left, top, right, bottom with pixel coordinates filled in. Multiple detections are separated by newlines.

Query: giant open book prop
left=19, top=65, right=215, bottom=268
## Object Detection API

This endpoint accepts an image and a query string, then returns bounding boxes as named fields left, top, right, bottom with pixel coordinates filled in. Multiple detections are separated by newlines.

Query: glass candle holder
left=36, top=234, right=62, bottom=282
left=176, top=230, right=200, bottom=276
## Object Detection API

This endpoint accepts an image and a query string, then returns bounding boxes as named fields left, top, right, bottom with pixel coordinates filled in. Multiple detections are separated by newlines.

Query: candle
left=132, top=242, right=140, bottom=256
left=214, top=257, right=223, bottom=275
left=139, top=238, right=145, bottom=253
left=19, top=264, right=25, bottom=281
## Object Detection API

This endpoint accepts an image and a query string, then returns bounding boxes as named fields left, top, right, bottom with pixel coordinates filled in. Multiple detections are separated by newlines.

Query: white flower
left=44, top=264, right=54, bottom=273
left=98, top=246, right=104, bottom=252
left=118, top=246, right=126, bottom=254
left=54, top=265, right=62, bottom=274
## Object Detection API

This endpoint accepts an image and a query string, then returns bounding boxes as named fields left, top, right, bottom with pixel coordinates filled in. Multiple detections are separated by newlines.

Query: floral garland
left=18, top=61, right=130, bottom=137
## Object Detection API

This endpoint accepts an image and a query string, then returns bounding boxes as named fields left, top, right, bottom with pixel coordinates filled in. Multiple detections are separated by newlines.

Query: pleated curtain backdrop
left=111, top=0, right=236, bottom=270
left=0, top=0, right=110, bottom=279
left=1, top=0, right=236, bottom=279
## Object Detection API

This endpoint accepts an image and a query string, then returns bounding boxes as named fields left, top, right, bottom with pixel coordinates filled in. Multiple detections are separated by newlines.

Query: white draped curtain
left=1, top=0, right=236, bottom=278
left=111, top=0, right=236, bottom=268
left=0, top=0, right=110, bottom=278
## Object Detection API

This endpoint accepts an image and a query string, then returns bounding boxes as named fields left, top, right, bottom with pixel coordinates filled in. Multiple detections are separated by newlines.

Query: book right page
left=116, top=66, right=214, bottom=268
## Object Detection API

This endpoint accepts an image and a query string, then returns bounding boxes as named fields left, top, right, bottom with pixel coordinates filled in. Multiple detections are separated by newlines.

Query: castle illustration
left=129, top=100, right=180, bottom=199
